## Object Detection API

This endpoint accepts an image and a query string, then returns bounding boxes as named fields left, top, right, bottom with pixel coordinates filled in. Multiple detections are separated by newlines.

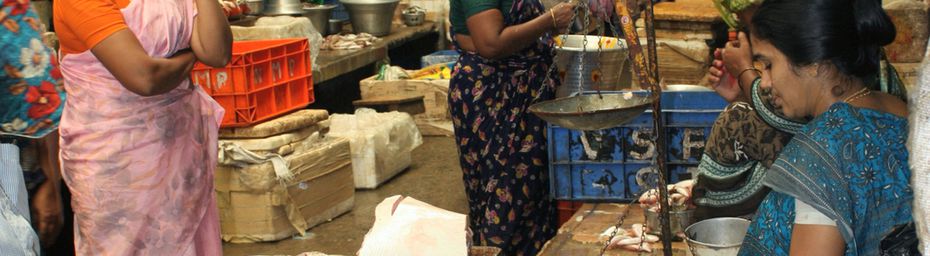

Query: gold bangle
left=550, top=8, right=558, bottom=29
left=736, top=67, right=761, bottom=90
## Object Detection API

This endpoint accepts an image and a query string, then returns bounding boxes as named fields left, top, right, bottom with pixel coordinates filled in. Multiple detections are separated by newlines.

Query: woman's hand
left=550, top=2, right=576, bottom=32
left=31, top=181, right=63, bottom=248
left=713, top=32, right=756, bottom=102
left=722, top=32, right=753, bottom=75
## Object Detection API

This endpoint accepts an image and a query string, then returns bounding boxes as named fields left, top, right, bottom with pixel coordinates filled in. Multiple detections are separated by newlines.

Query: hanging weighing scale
left=529, top=0, right=676, bottom=255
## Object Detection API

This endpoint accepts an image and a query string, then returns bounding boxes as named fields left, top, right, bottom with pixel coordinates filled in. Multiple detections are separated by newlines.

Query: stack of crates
left=548, top=91, right=728, bottom=202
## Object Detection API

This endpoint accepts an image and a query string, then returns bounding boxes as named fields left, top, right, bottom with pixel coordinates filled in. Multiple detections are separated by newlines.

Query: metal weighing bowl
left=644, top=208, right=694, bottom=239
left=528, top=93, right=653, bottom=131
left=685, top=217, right=751, bottom=256
left=341, top=0, right=400, bottom=36
left=263, top=0, right=305, bottom=15
left=303, top=4, right=336, bottom=35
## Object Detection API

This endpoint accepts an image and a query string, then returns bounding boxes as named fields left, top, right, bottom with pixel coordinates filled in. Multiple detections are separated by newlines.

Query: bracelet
left=736, top=67, right=761, bottom=90
left=550, top=8, right=558, bottom=29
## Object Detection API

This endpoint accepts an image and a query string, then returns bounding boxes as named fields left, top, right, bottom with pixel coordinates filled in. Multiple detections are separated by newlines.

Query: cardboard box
left=359, top=75, right=452, bottom=136
left=884, top=0, right=929, bottom=63
left=216, top=137, right=354, bottom=243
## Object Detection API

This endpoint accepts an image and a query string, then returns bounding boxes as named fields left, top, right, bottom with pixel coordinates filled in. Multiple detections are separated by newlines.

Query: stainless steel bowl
left=263, top=0, right=305, bottom=16
left=685, top=217, right=751, bottom=256
left=528, top=93, right=652, bottom=131
left=303, top=4, right=336, bottom=35
left=644, top=208, right=694, bottom=239
left=244, top=0, right=264, bottom=15
left=341, top=0, right=400, bottom=36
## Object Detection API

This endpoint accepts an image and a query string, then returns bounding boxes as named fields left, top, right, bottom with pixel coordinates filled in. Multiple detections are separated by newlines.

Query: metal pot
left=402, top=6, right=425, bottom=26
left=329, top=19, right=347, bottom=35
left=244, top=0, right=264, bottom=15
left=644, top=208, right=693, bottom=239
left=263, top=0, right=305, bottom=15
left=303, top=4, right=336, bottom=35
left=685, top=217, right=751, bottom=256
left=553, top=35, right=629, bottom=98
left=340, top=0, right=400, bottom=36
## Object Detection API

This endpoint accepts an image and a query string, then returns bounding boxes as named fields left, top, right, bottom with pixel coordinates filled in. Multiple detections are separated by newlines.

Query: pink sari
left=58, top=0, right=224, bottom=254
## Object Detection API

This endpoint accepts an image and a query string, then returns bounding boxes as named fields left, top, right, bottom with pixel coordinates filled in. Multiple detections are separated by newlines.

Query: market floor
left=222, top=136, right=468, bottom=256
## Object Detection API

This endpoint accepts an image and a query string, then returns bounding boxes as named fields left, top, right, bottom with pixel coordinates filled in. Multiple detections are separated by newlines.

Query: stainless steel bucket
left=341, top=0, right=399, bottom=36
left=685, top=217, right=751, bottom=256
left=554, top=35, right=629, bottom=98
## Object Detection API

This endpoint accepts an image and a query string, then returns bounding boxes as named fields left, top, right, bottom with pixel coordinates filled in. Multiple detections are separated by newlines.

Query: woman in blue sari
left=734, top=0, right=912, bottom=255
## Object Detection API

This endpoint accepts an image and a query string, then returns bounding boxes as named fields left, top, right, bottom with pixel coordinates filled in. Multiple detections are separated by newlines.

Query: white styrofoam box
left=328, top=109, right=423, bottom=189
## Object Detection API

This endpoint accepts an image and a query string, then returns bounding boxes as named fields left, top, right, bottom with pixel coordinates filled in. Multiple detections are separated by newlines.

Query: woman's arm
left=32, top=131, right=63, bottom=248
left=467, top=2, right=574, bottom=59
left=91, top=31, right=197, bottom=96
left=789, top=224, right=845, bottom=256
left=190, top=0, right=232, bottom=67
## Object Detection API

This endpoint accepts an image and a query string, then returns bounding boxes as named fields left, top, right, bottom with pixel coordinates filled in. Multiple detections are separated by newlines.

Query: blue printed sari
left=739, top=102, right=913, bottom=255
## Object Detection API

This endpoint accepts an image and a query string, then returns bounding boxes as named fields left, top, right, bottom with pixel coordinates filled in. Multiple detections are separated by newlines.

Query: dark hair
left=751, top=0, right=895, bottom=82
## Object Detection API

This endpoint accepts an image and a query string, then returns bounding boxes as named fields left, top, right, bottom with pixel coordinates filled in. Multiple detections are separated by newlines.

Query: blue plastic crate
left=420, top=50, right=459, bottom=68
left=548, top=90, right=728, bottom=201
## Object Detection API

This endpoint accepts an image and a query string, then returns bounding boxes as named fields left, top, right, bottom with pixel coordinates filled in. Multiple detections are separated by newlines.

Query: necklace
left=843, top=87, right=871, bottom=104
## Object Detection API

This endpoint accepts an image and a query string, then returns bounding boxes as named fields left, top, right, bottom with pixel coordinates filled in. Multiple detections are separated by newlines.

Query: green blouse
left=450, top=0, right=515, bottom=35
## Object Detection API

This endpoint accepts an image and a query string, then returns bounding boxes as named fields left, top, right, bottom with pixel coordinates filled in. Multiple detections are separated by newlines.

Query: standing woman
left=53, top=0, right=231, bottom=254
left=448, top=0, right=575, bottom=254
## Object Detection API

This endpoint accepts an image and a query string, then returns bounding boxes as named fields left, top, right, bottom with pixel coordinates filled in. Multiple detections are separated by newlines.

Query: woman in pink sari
left=52, top=0, right=232, bottom=254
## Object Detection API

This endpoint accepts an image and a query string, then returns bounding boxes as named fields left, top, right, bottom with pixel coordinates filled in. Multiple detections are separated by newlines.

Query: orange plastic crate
left=192, top=38, right=314, bottom=127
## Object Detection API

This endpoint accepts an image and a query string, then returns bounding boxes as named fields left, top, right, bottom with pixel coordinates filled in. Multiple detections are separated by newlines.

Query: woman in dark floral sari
left=448, top=0, right=574, bottom=254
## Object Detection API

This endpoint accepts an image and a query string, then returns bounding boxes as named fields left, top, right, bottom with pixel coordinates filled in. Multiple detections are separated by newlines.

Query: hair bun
left=853, top=0, right=896, bottom=47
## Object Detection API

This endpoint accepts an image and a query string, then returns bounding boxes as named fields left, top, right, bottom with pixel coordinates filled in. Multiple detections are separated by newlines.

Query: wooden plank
left=539, top=204, right=690, bottom=256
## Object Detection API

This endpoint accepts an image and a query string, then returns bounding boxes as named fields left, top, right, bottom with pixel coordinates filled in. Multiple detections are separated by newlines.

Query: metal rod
left=613, top=1, right=672, bottom=255
left=644, top=0, right=673, bottom=255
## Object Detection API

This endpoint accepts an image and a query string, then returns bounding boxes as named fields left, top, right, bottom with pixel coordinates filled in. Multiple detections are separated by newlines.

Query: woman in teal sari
left=734, top=0, right=912, bottom=255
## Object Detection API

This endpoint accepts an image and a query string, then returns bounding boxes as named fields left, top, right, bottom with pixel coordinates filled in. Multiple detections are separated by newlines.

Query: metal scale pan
left=529, top=92, right=652, bottom=131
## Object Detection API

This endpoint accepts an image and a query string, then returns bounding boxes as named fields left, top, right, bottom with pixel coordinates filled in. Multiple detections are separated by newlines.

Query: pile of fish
left=600, top=224, right=659, bottom=252
left=321, top=33, right=380, bottom=50
left=638, top=179, right=696, bottom=212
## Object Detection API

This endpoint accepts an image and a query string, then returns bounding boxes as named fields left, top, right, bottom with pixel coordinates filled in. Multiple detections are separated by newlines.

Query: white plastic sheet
left=358, top=195, right=467, bottom=256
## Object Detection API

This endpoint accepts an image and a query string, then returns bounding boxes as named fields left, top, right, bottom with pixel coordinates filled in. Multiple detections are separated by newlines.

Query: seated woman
left=691, top=0, right=907, bottom=221
left=735, top=0, right=912, bottom=255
